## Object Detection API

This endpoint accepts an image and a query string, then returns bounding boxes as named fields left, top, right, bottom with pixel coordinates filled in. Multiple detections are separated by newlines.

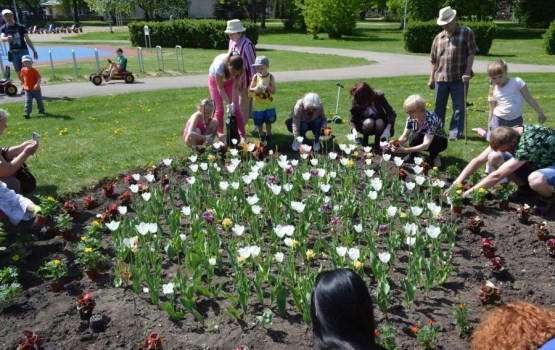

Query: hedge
left=543, top=21, right=555, bottom=55
left=404, top=21, right=497, bottom=55
left=128, top=20, right=259, bottom=49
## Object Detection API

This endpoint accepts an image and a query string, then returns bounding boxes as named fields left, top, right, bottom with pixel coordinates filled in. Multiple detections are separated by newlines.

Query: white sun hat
left=224, top=19, right=246, bottom=34
left=437, top=6, right=457, bottom=25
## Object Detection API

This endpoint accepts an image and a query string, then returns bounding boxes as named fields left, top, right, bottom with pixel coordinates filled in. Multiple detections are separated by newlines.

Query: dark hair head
left=311, top=269, right=379, bottom=350
left=116, top=48, right=123, bottom=53
left=224, top=53, right=244, bottom=79
left=349, top=82, right=375, bottom=108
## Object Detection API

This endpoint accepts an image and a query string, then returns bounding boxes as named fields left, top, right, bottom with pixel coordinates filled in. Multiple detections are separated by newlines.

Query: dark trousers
left=409, top=133, right=448, bottom=161
left=285, top=117, right=323, bottom=143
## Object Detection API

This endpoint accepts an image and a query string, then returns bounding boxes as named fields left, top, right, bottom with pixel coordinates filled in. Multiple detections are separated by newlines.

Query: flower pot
left=483, top=250, right=496, bottom=259
left=451, top=206, right=463, bottom=214
left=473, top=204, right=485, bottom=212
left=547, top=245, right=555, bottom=258
left=86, top=268, right=101, bottom=280
left=61, top=230, right=73, bottom=241
left=537, top=234, right=549, bottom=242
left=79, top=307, right=94, bottom=320
left=50, top=281, right=64, bottom=292
left=89, top=314, right=106, bottom=332
left=498, top=201, right=510, bottom=210
left=32, top=214, right=47, bottom=229
left=103, top=189, right=114, bottom=198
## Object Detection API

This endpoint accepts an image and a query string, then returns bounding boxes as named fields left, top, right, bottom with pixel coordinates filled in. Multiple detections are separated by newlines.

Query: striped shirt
left=228, top=35, right=256, bottom=90
left=430, top=25, right=477, bottom=82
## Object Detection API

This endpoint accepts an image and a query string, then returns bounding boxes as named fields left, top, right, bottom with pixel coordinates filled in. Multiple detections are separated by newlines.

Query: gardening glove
left=226, top=103, right=235, bottom=115
left=381, top=128, right=391, bottom=141
left=292, top=139, right=301, bottom=152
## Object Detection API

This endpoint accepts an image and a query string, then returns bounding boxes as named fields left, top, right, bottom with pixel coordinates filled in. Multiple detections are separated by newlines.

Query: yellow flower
left=208, top=154, right=217, bottom=161
left=53, top=259, right=61, bottom=265
left=12, top=255, right=20, bottom=261
left=353, top=260, right=363, bottom=269
left=306, top=249, right=315, bottom=261
left=47, top=196, right=56, bottom=202
left=347, top=160, right=355, bottom=168
left=84, top=247, right=93, bottom=253
left=92, top=220, right=101, bottom=227
left=222, top=218, right=233, bottom=230
left=433, top=166, right=439, bottom=171
left=353, top=151, right=360, bottom=158
left=400, top=212, right=407, bottom=218
left=478, top=188, right=486, bottom=193
left=456, top=183, right=463, bottom=188
left=237, top=256, right=246, bottom=265
left=81, top=236, right=87, bottom=241
left=456, top=190, right=463, bottom=195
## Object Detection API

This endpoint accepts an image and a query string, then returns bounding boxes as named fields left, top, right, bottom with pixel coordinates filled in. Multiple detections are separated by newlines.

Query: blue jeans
left=24, top=90, right=44, bottom=115
left=10, top=49, right=30, bottom=74
left=285, top=117, right=323, bottom=143
left=434, top=80, right=465, bottom=138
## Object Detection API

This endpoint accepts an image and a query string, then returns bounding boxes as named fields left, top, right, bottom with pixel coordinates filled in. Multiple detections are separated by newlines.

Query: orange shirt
left=20, top=67, right=41, bottom=91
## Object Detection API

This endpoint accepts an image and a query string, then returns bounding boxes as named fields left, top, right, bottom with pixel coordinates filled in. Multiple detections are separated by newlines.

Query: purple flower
left=435, top=216, right=447, bottom=224
left=158, top=161, right=167, bottom=169
left=267, top=175, right=276, bottom=184
left=359, top=182, right=367, bottom=190
left=202, top=210, right=215, bottom=224
left=164, top=184, right=170, bottom=193
left=322, top=203, right=332, bottom=214
left=310, top=169, right=319, bottom=176
left=330, top=216, right=340, bottom=226
left=379, top=224, right=388, bottom=233
left=285, top=167, right=293, bottom=174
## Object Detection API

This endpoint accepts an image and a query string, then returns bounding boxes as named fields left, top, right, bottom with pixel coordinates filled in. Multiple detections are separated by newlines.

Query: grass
left=1, top=73, right=553, bottom=196
left=66, top=31, right=130, bottom=41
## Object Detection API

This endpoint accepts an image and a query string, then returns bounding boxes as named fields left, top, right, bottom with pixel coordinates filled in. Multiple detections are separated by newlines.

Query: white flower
left=284, top=238, right=296, bottom=247
left=186, top=176, right=196, bottom=185
left=340, top=158, right=349, bottom=166
left=163, top=158, right=172, bottom=166
left=231, top=182, right=240, bottom=190
left=433, top=180, right=445, bottom=188
left=226, top=163, right=237, bottom=173
left=302, top=172, right=311, bottom=181
left=232, top=138, right=238, bottom=145
left=347, top=248, right=360, bottom=261
left=106, top=220, right=120, bottom=231
left=427, top=202, right=442, bottom=216
left=131, top=173, right=140, bottom=181
left=179, top=234, right=186, bottom=241
left=382, top=154, right=391, bottom=161
left=406, top=236, right=416, bottom=247
left=182, top=206, right=191, bottom=216
left=363, top=147, right=372, bottom=154
left=354, top=223, right=363, bottom=233
left=129, top=184, right=139, bottom=193
left=296, top=136, right=304, bottom=143
left=378, top=252, right=391, bottom=264
left=291, top=201, right=306, bottom=213
left=301, top=144, right=312, bottom=153
left=394, top=157, right=404, bottom=167
left=148, top=223, right=158, bottom=233
left=414, top=175, right=426, bottom=185
left=317, top=169, right=326, bottom=178
left=413, top=165, right=423, bottom=174
left=252, top=205, right=262, bottom=215
left=291, top=160, right=299, bottom=167
left=189, top=164, right=199, bottom=173
left=123, top=237, right=135, bottom=248
left=364, top=169, right=375, bottom=178
left=274, top=224, right=295, bottom=238
left=189, top=155, right=198, bottom=163
left=269, top=184, right=282, bottom=195
left=404, top=182, right=415, bottom=191
left=247, top=194, right=259, bottom=205
left=136, top=222, right=150, bottom=235
left=368, top=191, right=378, bottom=200
left=283, top=183, right=293, bottom=192
left=242, top=174, right=252, bottom=184
left=232, top=224, right=245, bottom=236
left=238, top=247, right=251, bottom=259
left=219, top=181, right=229, bottom=191
left=212, top=141, right=223, bottom=150
left=414, top=157, right=423, bottom=165
left=365, top=159, right=372, bottom=165
left=310, top=159, right=318, bottom=166
left=162, top=282, right=175, bottom=294
left=143, top=287, right=149, bottom=293
left=411, top=206, right=423, bottom=217
left=229, top=149, right=238, bottom=156
left=329, top=152, right=338, bottom=160
left=387, top=206, right=397, bottom=217
left=208, top=257, right=216, bottom=266
left=426, top=225, right=441, bottom=239
left=249, top=246, right=261, bottom=257
left=371, top=178, right=383, bottom=192
left=320, top=183, right=331, bottom=193
left=274, top=252, right=284, bottom=263
left=142, top=192, right=151, bottom=201
left=336, top=246, right=347, bottom=257
left=485, top=280, right=496, bottom=288
left=346, top=134, right=356, bottom=142
left=329, top=171, right=337, bottom=179
left=118, top=206, right=128, bottom=215
left=403, top=223, right=417, bottom=236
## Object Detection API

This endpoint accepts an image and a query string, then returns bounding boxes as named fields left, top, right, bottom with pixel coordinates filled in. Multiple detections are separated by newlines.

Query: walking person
left=19, top=55, right=45, bottom=118
left=428, top=6, right=478, bottom=140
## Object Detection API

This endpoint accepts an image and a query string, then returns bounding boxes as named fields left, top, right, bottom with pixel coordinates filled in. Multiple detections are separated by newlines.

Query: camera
left=32, top=132, right=39, bottom=141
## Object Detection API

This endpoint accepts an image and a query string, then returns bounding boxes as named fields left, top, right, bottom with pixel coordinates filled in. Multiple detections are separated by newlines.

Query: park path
left=2, top=41, right=555, bottom=104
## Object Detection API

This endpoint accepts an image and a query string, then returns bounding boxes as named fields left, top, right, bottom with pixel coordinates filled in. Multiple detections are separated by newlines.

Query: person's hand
left=427, top=78, right=435, bottom=90
left=381, top=129, right=391, bottom=141
left=462, top=74, right=472, bottom=84
left=33, top=50, right=38, bottom=61
left=538, top=112, right=546, bottom=124
left=23, top=141, right=39, bottom=156
left=7, top=35, right=13, bottom=43
left=226, top=103, right=235, bottom=115
left=393, top=144, right=407, bottom=154
left=292, top=139, right=301, bottom=152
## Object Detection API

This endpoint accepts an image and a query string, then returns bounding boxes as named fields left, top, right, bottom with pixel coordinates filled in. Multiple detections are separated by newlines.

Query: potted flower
left=478, top=280, right=501, bottom=305
left=516, top=203, right=531, bottom=223
left=76, top=247, right=106, bottom=280
left=481, top=238, right=496, bottom=259
left=445, top=164, right=460, bottom=182
left=448, top=183, right=464, bottom=213
left=102, top=182, right=115, bottom=198
left=17, top=330, right=44, bottom=350
left=535, top=221, right=549, bottom=241
left=83, top=196, right=98, bottom=210
left=143, top=331, right=164, bottom=350
left=76, top=292, right=96, bottom=320
left=63, top=201, right=77, bottom=218
left=492, top=183, right=515, bottom=209
left=55, top=213, right=73, bottom=240
left=39, top=258, right=68, bottom=292
left=490, top=256, right=506, bottom=276
left=119, top=191, right=132, bottom=206
left=36, top=195, right=61, bottom=219
left=466, top=216, right=484, bottom=234
left=546, top=238, right=555, bottom=258
left=469, top=188, right=488, bottom=212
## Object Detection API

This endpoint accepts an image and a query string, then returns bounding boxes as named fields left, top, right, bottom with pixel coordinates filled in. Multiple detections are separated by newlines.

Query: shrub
left=299, top=0, right=361, bottom=38
left=404, top=20, right=496, bottom=54
left=543, top=21, right=555, bottom=55
left=128, top=20, right=258, bottom=49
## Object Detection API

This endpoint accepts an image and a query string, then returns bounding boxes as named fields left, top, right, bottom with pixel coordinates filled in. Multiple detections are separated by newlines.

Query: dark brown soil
left=0, top=155, right=554, bottom=350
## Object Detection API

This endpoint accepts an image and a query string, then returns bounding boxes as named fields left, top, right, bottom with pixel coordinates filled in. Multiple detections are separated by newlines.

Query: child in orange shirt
left=19, top=55, right=44, bottom=119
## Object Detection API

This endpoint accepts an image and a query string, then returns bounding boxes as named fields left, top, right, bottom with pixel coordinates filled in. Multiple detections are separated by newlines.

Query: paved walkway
left=2, top=40, right=555, bottom=104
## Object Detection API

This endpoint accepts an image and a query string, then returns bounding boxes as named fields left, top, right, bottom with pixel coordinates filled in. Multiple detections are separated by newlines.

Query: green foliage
left=0, top=267, right=22, bottom=311
left=274, top=0, right=305, bottom=30
left=543, top=21, right=555, bottom=54
left=408, top=0, right=440, bottom=22
left=403, top=20, right=496, bottom=54
left=128, top=19, right=258, bottom=49
left=39, top=259, right=68, bottom=281
left=297, top=0, right=362, bottom=38
left=445, top=0, right=497, bottom=20
left=516, top=0, right=555, bottom=28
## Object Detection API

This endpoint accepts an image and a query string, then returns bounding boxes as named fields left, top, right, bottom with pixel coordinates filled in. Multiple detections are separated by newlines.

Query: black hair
left=223, top=52, right=244, bottom=80
left=311, top=269, right=382, bottom=350
left=116, top=48, right=123, bottom=53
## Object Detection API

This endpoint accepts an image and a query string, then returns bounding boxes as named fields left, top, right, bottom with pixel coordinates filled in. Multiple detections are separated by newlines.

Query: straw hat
left=437, top=6, right=456, bottom=25
left=224, top=19, right=246, bottom=34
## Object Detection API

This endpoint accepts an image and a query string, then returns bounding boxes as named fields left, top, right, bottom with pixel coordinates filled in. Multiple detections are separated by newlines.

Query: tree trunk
left=72, top=0, right=79, bottom=26
left=260, top=0, right=267, bottom=28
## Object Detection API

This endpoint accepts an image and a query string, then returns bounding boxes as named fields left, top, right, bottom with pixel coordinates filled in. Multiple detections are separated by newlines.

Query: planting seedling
left=479, top=281, right=501, bottom=304
left=466, top=216, right=484, bottom=234
left=516, top=203, right=531, bottom=222
left=535, top=221, right=549, bottom=241
left=39, top=258, right=68, bottom=292
left=143, top=331, right=164, bottom=350
left=0, top=266, right=22, bottom=310
left=452, top=303, right=471, bottom=335
left=469, top=188, right=487, bottom=211
left=83, top=196, right=98, bottom=210
left=17, top=330, right=44, bottom=350
left=490, top=256, right=506, bottom=275
left=76, top=292, right=96, bottom=320
left=481, top=238, right=496, bottom=259
left=412, top=320, right=440, bottom=350
left=102, top=182, right=115, bottom=198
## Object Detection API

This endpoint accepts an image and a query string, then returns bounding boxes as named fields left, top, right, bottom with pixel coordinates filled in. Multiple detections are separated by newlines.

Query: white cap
left=1, top=9, right=14, bottom=16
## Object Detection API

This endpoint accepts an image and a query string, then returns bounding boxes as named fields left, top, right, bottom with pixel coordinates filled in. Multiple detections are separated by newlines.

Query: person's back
left=117, top=54, right=127, bottom=71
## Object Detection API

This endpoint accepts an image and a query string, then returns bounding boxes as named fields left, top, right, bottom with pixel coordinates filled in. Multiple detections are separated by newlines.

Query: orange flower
left=374, top=329, right=380, bottom=337
left=427, top=319, right=434, bottom=325
left=458, top=303, right=465, bottom=309
left=242, top=143, right=250, bottom=152
left=254, top=140, right=261, bottom=149
left=411, top=326, right=419, bottom=334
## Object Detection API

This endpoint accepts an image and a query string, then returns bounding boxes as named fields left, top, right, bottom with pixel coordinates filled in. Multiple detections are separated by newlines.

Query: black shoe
left=259, top=134, right=265, bottom=142
left=509, top=185, right=535, bottom=202
left=39, top=110, right=46, bottom=115
left=533, top=195, right=555, bottom=215
left=23, top=114, right=30, bottom=119
left=265, top=135, right=271, bottom=144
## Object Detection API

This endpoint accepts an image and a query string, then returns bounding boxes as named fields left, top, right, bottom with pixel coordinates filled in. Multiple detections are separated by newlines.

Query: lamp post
left=403, top=0, right=409, bottom=32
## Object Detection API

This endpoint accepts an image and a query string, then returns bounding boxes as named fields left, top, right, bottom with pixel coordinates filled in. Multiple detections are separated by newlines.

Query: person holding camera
left=0, top=109, right=39, bottom=193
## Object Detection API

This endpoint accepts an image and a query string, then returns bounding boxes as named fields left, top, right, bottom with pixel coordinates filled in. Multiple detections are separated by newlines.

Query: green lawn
left=1, top=73, right=553, bottom=196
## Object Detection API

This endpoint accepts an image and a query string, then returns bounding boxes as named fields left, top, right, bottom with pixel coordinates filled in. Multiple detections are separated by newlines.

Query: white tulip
left=336, top=246, right=347, bottom=257
left=347, top=247, right=360, bottom=261
left=382, top=154, right=391, bottom=161
left=246, top=194, right=259, bottom=205
left=141, top=192, right=151, bottom=201
left=129, top=184, right=139, bottom=193
left=387, top=206, right=398, bottom=217
left=274, top=252, right=284, bottom=263
left=426, top=225, right=441, bottom=239
left=251, top=205, right=262, bottom=215
left=162, top=282, right=174, bottom=294
left=411, top=206, right=423, bottom=217
left=232, top=224, right=245, bottom=236
left=378, top=252, right=391, bottom=264
left=106, top=221, right=120, bottom=231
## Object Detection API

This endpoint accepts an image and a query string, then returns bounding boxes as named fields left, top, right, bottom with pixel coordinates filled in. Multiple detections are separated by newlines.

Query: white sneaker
left=448, top=130, right=458, bottom=141
left=313, top=141, right=321, bottom=152
left=292, top=139, right=301, bottom=152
